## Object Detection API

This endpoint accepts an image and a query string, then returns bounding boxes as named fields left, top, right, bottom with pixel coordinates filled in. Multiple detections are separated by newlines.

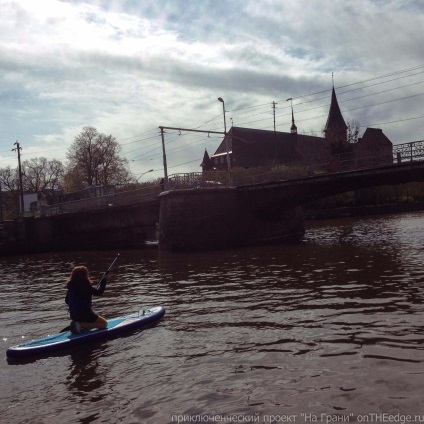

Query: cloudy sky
left=0, top=0, right=423, bottom=181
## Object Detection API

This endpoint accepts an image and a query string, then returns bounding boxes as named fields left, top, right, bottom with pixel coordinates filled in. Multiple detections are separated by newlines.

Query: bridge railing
left=166, top=166, right=315, bottom=188
left=392, top=140, right=424, bottom=162
left=43, top=183, right=162, bottom=216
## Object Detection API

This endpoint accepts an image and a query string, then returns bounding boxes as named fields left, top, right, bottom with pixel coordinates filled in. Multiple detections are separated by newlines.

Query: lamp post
left=136, top=169, right=154, bottom=182
left=217, top=97, right=226, bottom=133
left=218, top=97, right=230, bottom=170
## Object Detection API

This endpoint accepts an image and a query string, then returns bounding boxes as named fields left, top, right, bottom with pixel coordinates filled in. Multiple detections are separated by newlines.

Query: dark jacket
left=65, top=276, right=107, bottom=322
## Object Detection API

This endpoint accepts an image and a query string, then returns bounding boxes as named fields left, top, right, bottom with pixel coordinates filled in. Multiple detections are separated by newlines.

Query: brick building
left=202, top=87, right=393, bottom=172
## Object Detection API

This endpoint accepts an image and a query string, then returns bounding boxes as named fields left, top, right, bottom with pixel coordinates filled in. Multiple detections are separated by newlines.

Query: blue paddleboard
left=6, top=306, right=165, bottom=359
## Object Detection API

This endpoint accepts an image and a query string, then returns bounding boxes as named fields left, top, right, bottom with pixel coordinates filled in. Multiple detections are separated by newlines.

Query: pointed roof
left=200, top=149, right=213, bottom=168
left=324, top=87, right=347, bottom=133
left=290, top=107, right=297, bottom=134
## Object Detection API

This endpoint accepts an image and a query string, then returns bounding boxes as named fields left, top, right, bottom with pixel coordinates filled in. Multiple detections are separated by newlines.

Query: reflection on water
left=2, top=212, right=424, bottom=422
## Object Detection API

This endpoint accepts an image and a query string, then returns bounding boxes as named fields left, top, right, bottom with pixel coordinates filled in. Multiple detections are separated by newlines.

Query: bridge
left=244, top=159, right=424, bottom=214
left=158, top=141, right=424, bottom=250
left=2, top=140, right=424, bottom=254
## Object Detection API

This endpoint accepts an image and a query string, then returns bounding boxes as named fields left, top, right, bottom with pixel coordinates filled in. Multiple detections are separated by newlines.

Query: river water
left=1, top=212, right=424, bottom=423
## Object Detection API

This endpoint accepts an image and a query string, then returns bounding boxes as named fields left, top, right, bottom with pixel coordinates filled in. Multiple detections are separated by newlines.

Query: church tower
left=287, top=97, right=297, bottom=134
left=324, top=86, right=347, bottom=151
left=290, top=106, right=297, bottom=134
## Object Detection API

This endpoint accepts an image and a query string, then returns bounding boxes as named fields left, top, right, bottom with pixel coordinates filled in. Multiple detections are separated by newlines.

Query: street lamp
left=218, top=97, right=231, bottom=171
left=217, top=97, right=226, bottom=133
left=136, top=169, right=154, bottom=182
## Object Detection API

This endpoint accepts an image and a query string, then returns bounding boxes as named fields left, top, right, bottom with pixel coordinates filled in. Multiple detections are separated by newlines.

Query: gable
left=356, top=128, right=393, bottom=151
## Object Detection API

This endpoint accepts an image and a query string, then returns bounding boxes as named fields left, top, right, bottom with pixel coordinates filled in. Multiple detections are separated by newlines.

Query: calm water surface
left=1, top=212, right=424, bottom=423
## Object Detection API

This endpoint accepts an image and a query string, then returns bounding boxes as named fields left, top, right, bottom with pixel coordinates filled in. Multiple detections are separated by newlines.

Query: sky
left=0, top=0, right=423, bottom=182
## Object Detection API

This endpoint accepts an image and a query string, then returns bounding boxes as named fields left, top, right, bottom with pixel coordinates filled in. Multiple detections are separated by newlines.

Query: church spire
left=291, top=107, right=297, bottom=134
left=200, top=149, right=213, bottom=171
left=324, top=86, right=347, bottom=145
left=287, top=98, right=297, bottom=134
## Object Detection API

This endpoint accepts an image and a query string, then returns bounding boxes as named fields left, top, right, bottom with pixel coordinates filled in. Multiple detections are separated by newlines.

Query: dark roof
left=200, top=149, right=213, bottom=168
left=212, top=127, right=331, bottom=167
left=213, top=132, right=233, bottom=155
left=295, top=134, right=332, bottom=164
left=324, top=87, right=347, bottom=133
left=356, top=128, right=393, bottom=151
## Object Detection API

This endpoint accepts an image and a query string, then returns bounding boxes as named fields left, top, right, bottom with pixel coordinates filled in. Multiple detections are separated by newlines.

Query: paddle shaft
left=96, top=253, right=120, bottom=289
left=105, top=253, right=120, bottom=274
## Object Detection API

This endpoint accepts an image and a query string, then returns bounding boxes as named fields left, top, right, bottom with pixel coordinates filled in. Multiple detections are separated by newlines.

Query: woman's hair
left=66, top=266, right=92, bottom=287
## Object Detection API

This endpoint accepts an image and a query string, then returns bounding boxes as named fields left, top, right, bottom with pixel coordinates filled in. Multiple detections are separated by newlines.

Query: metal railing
left=41, top=183, right=162, bottom=217
left=393, top=140, right=424, bottom=162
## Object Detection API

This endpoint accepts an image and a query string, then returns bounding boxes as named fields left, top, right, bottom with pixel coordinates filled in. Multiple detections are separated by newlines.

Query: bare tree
left=67, top=126, right=98, bottom=187
left=347, top=119, right=361, bottom=144
left=66, top=127, right=132, bottom=188
left=0, top=166, right=19, bottom=191
left=21, top=157, right=65, bottom=192
left=0, top=166, right=20, bottom=218
left=63, top=166, right=85, bottom=192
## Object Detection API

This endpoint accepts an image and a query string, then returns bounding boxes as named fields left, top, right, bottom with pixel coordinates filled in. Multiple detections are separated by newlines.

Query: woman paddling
left=65, top=266, right=108, bottom=334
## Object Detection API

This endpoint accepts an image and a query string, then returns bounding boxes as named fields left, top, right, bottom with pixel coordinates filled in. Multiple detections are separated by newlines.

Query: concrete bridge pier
left=158, top=188, right=304, bottom=251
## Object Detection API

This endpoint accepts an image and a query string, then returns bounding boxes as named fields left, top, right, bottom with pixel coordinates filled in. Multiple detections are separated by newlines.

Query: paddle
left=96, top=253, right=120, bottom=289
left=60, top=254, right=120, bottom=332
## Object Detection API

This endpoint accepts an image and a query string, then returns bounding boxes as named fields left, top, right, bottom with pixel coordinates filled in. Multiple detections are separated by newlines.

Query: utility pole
left=12, top=141, right=25, bottom=216
left=0, top=182, right=3, bottom=221
left=272, top=101, right=277, bottom=132
left=160, top=127, right=168, bottom=183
